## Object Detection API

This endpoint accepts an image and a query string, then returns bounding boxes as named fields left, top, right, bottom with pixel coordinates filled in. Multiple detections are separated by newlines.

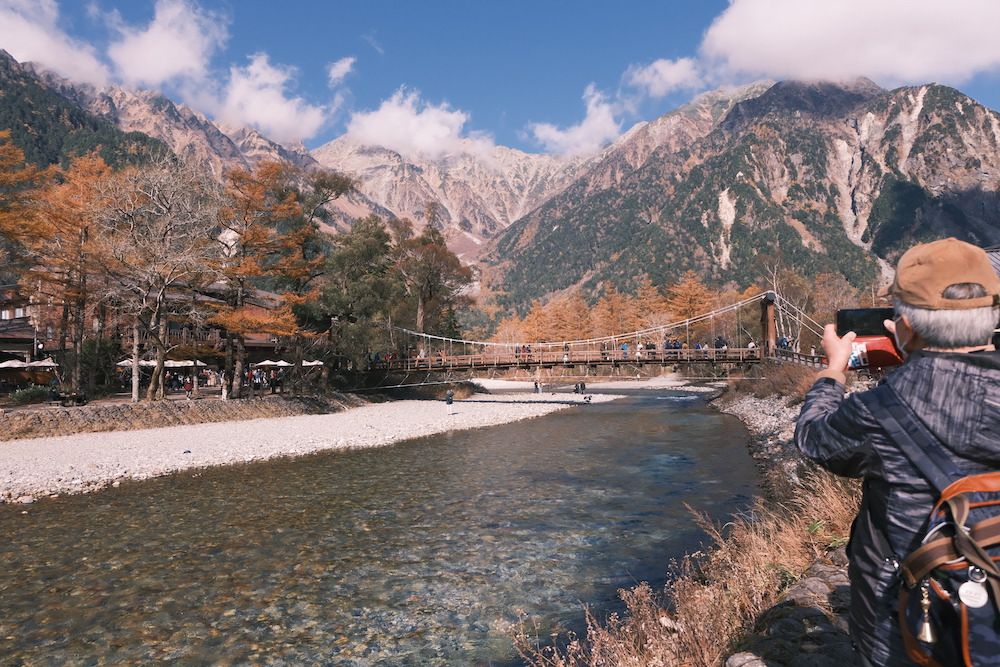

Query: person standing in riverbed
left=795, top=239, right=1000, bottom=666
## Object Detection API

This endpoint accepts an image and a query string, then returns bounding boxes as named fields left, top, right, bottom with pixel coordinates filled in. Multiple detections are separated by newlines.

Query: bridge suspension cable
left=773, top=294, right=825, bottom=338
left=391, top=291, right=775, bottom=350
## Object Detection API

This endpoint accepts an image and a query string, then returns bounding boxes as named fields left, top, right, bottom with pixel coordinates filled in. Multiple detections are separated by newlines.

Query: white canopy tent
left=253, top=359, right=322, bottom=368
left=27, top=358, right=59, bottom=368
left=116, top=359, right=157, bottom=367
left=0, top=360, right=29, bottom=369
left=117, top=359, right=207, bottom=368
left=163, top=360, right=208, bottom=368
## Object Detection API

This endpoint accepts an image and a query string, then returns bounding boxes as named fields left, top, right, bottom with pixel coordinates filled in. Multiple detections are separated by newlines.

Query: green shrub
left=10, top=385, right=50, bottom=405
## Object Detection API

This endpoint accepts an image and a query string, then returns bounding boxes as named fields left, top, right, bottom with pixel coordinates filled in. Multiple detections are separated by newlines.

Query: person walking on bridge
left=795, top=238, right=1000, bottom=666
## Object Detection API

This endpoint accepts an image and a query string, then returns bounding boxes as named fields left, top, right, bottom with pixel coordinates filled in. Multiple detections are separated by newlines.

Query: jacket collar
left=907, top=349, right=1000, bottom=372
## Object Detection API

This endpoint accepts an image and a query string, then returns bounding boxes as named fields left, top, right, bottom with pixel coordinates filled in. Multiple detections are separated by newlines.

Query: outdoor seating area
left=49, top=389, right=87, bottom=407
left=0, top=358, right=60, bottom=395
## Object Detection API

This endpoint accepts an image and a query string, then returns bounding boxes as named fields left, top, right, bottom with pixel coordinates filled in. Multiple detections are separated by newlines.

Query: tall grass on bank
left=729, top=363, right=820, bottom=403
left=516, top=470, right=861, bottom=667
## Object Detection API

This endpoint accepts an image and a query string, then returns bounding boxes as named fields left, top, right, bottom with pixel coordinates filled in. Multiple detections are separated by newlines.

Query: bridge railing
left=372, top=347, right=764, bottom=372
left=771, top=348, right=826, bottom=368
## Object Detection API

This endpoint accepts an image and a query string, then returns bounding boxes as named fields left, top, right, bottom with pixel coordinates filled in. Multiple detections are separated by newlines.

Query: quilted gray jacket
left=795, top=350, right=1000, bottom=666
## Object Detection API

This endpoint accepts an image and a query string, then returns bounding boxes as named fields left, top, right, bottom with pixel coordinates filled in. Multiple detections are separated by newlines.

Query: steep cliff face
left=28, top=66, right=242, bottom=178
left=215, top=122, right=319, bottom=171
left=310, top=84, right=773, bottom=261
left=311, top=139, right=592, bottom=259
left=484, top=80, right=1000, bottom=308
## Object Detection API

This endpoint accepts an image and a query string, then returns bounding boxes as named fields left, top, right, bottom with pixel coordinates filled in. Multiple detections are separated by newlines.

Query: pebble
left=716, top=390, right=860, bottom=667
left=0, top=392, right=621, bottom=503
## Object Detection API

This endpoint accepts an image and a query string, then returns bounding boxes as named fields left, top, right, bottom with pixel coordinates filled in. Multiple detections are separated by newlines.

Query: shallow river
left=0, top=391, right=758, bottom=665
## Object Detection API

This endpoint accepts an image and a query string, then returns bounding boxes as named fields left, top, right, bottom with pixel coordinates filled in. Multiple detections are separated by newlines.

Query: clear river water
left=0, top=390, right=758, bottom=666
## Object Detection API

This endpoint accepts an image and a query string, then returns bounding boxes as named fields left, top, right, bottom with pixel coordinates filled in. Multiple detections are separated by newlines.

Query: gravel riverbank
left=0, top=392, right=620, bottom=503
left=713, top=388, right=861, bottom=667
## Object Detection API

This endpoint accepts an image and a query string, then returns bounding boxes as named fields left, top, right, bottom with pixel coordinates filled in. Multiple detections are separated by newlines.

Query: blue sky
left=2, top=1, right=1000, bottom=157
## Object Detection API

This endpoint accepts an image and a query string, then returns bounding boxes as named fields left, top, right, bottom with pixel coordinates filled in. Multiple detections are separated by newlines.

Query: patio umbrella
left=116, top=359, right=157, bottom=367
left=301, top=360, right=324, bottom=367
left=163, top=360, right=208, bottom=368
left=27, top=358, right=59, bottom=368
left=253, top=360, right=278, bottom=367
left=273, top=360, right=293, bottom=367
left=0, top=360, right=30, bottom=368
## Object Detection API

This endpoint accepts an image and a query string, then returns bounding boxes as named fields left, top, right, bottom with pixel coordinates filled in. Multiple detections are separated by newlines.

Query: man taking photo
left=795, top=238, right=1000, bottom=666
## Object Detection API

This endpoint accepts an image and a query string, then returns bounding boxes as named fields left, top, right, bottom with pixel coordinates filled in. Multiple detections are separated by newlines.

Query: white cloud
left=214, top=53, right=329, bottom=144
left=626, top=57, right=702, bottom=98
left=528, top=85, right=621, bottom=157
left=327, top=56, right=355, bottom=86
left=107, top=0, right=227, bottom=87
left=362, top=32, right=384, bottom=56
left=346, top=88, right=494, bottom=159
left=701, top=0, right=1000, bottom=84
left=0, top=0, right=110, bottom=86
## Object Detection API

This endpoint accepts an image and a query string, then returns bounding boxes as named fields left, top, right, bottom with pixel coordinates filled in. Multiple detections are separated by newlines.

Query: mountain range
left=2, top=48, right=999, bottom=313
left=483, top=79, right=1000, bottom=307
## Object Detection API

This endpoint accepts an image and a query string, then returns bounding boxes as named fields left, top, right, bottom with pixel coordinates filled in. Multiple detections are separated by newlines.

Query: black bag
left=861, top=384, right=1000, bottom=667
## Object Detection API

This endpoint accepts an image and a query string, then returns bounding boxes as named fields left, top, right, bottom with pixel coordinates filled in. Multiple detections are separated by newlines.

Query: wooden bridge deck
left=373, top=347, right=774, bottom=372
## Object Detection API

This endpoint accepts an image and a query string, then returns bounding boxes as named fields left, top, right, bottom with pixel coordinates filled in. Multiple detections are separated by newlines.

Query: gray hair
left=894, top=283, right=999, bottom=349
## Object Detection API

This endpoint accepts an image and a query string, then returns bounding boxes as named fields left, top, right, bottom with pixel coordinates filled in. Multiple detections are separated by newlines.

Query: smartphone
left=835, top=308, right=895, bottom=337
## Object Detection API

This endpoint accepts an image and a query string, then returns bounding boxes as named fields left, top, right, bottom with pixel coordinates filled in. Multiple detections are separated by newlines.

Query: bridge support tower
left=761, top=292, right=777, bottom=356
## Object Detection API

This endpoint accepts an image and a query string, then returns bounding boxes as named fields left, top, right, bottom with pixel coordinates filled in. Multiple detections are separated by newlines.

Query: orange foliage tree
left=26, top=154, right=112, bottom=391
left=590, top=285, right=641, bottom=338
left=0, top=131, right=48, bottom=279
left=665, top=270, right=715, bottom=344
left=216, top=162, right=353, bottom=397
left=633, top=274, right=672, bottom=328
left=215, top=161, right=300, bottom=398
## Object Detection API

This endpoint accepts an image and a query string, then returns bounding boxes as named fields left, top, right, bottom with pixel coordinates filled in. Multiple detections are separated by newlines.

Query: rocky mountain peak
left=721, top=78, right=885, bottom=131
left=311, top=135, right=598, bottom=260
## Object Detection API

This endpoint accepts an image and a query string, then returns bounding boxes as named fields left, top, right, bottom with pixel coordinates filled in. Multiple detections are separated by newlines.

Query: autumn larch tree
left=0, top=130, right=48, bottom=282
left=665, top=270, right=714, bottom=345
left=590, top=285, right=641, bottom=338
left=27, top=154, right=112, bottom=391
left=215, top=161, right=300, bottom=398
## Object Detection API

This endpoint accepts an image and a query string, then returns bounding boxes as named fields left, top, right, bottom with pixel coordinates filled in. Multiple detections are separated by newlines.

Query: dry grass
left=729, top=363, right=820, bottom=403
left=516, top=470, right=861, bottom=667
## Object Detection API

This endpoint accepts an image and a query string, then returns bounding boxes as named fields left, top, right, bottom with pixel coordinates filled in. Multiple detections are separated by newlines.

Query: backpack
left=861, top=384, right=1000, bottom=667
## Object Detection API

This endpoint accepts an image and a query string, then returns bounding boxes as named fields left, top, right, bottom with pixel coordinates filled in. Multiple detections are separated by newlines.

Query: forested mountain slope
left=484, top=80, right=1000, bottom=309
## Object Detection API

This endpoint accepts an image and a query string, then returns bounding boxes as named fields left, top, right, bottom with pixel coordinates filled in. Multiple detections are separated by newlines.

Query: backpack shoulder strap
left=858, top=383, right=963, bottom=494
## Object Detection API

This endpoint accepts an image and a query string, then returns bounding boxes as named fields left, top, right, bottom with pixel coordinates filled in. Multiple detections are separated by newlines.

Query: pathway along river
left=0, top=390, right=758, bottom=665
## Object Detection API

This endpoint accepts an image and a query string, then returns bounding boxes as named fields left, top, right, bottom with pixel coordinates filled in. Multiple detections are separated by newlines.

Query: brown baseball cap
left=889, top=238, right=1000, bottom=310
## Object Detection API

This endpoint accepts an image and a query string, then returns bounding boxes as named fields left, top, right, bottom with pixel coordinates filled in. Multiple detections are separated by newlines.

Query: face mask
left=893, top=324, right=911, bottom=359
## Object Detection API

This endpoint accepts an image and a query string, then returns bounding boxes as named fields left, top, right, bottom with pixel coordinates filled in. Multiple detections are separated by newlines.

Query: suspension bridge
left=369, top=292, right=828, bottom=376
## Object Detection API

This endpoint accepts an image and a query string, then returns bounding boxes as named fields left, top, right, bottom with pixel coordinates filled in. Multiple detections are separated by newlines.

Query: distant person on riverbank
left=795, top=238, right=1000, bottom=666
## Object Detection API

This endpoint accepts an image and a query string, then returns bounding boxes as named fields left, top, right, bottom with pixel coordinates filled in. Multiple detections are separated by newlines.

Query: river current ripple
left=0, top=391, right=757, bottom=665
